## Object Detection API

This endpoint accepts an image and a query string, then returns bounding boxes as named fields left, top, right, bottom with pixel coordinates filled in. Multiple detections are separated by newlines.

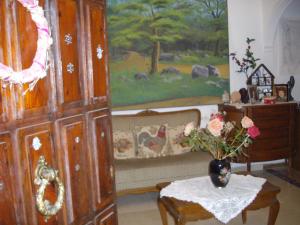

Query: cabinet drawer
left=250, top=104, right=290, bottom=118
left=254, top=118, right=290, bottom=129
left=253, top=137, right=290, bottom=151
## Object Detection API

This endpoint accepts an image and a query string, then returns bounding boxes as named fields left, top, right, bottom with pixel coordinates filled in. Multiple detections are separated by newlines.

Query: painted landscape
left=107, top=0, right=229, bottom=110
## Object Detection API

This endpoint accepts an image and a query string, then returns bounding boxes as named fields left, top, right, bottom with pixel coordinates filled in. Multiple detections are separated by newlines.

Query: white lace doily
left=160, top=174, right=266, bottom=224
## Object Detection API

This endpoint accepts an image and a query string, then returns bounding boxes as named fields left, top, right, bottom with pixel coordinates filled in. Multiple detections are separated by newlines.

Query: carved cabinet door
left=56, top=115, right=94, bottom=225
left=88, top=110, right=114, bottom=214
left=0, top=133, right=17, bottom=225
left=0, top=0, right=117, bottom=224
left=18, top=122, right=61, bottom=225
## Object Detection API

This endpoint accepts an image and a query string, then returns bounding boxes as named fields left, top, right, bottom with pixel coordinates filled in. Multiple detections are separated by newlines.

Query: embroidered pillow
left=168, top=125, right=191, bottom=155
left=113, top=130, right=135, bottom=159
left=135, top=124, right=170, bottom=158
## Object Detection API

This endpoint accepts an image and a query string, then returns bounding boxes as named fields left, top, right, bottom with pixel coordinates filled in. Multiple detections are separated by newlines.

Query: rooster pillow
left=135, top=124, right=170, bottom=158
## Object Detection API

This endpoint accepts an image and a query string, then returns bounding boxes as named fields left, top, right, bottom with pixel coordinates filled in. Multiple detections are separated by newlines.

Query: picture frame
left=247, top=64, right=275, bottom=100
left=273, top=84, right=288, bottom=102
left=248, top=85, right=258, bottom=103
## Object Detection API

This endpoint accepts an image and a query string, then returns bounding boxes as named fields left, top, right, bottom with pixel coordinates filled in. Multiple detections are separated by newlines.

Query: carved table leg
left=174, top=217, right=185, bottom=225
left=267, top=199, right=280, bottom=225
left=158, top=198, right=169, bottom=225
left=242, top=210, right=247, bottom=224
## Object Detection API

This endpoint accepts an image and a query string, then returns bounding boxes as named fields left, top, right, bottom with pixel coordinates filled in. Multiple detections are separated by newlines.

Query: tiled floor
left=117, top=165, right=300, bottom=225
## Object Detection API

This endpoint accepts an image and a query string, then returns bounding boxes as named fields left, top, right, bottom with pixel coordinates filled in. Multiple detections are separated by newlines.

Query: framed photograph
left=266, top=77, right=272, bottom=85
left=259, top=78, right=265, bottom=85
left=251, top=77, right=258, bottom=85
left=248, top=85, right=258, bottom=102
left=273, top=84, right=288, bottom=102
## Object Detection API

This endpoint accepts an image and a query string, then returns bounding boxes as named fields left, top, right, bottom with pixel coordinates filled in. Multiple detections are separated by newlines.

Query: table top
left=157, top=174, right=281, bottom=224
left=157, top=175, right=280, bottom=212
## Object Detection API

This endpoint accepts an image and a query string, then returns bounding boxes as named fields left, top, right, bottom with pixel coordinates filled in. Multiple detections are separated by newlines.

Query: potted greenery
left=183, top=111, right=260, bottom=188
left=230, top=38, right=260, bottom=103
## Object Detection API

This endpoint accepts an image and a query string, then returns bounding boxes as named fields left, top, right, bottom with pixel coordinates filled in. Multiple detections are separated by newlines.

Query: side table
left=157, top=179, right=280, bottom=225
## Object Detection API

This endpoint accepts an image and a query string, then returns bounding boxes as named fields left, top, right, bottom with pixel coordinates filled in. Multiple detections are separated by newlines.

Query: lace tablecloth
left=160, top=174, right=266, bottom=224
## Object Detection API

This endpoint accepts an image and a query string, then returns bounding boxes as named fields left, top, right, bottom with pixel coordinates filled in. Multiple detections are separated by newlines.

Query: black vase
left=209, top=159, right=231, bottom=188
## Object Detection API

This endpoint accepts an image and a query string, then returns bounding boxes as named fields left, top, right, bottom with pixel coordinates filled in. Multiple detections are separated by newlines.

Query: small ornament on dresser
left=230, top=91, right=241, bottom=104
left=287, top=75, right=295, bottom=101
left=222, top=90, right=230, bottom=103
left=239, top=88, right=249, bottom=104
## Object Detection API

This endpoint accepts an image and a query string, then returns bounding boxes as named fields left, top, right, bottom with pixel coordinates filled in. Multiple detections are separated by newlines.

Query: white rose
left=184, top=122, right=195, bottom=136
left=241, top=116, right=254, bottom=128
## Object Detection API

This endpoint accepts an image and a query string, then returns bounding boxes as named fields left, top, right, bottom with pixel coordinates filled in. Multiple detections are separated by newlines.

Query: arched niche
left=263, top=0, right=300, bottom=100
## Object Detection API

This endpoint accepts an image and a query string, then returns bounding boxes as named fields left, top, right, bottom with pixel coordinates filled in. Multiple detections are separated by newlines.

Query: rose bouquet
left=183, top=112, right=260, bottom=160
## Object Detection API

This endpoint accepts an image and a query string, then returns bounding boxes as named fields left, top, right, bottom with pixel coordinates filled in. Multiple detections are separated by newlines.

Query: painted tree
left=108, top=0, right=187, bottom=74
left=192, top=0, right=228, bottom=56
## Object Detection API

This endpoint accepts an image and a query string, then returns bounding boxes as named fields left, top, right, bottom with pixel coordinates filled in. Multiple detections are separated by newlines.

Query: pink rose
left=247, top=126, right=260, bottom=139
left=241, top=116, right=254, bottom=128
left=210, top=112, right=224, bottom=121
left=207, top=118, right=224, bottom=137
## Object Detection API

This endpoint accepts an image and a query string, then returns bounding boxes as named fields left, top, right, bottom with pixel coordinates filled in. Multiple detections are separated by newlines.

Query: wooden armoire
left=0, top=0, right=118, bottom=225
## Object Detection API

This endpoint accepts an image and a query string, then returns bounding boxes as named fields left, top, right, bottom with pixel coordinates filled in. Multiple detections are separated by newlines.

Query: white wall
left=229, top=0, right=300, bottom=101
left=228, top=0, right=264, bottom=91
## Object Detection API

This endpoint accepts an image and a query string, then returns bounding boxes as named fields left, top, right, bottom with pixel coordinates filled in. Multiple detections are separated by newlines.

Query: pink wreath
left=0, top=0, right=52, bottom=93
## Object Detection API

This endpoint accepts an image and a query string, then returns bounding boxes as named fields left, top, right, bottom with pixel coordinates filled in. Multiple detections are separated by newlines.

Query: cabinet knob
left=75, top=164, right=80, bottom=172
left=66, top=63, right=75, bottom=74
left=74, top=137, right=80, bottom=143
left=101, top=131, right=105, bottom=138
left=97, top=45, right=103, bottom=59
left=64, top=33, right=73, bottom=45
left=0, top=181, right=4, bottom=191
left=32, top=137, right=42, bottom=151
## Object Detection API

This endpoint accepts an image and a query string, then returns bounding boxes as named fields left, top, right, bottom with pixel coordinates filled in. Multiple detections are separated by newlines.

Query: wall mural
left=108, top=0, right=229, bottom=110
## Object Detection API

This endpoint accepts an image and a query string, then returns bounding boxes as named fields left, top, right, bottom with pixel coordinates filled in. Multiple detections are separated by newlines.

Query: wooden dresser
left=219, top=102, right=297, bottom=171
left=292, top=104, right=300, bottom=171
left=0, top=1, right=117, bottom=225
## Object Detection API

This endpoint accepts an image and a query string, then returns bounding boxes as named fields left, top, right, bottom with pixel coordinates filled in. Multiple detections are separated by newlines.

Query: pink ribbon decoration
left=0, top=0, right=52, bottom=94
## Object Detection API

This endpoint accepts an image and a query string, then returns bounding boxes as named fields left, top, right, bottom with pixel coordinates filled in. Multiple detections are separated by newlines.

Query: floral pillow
left=135, top=124, right=170, bottom=158
left=168, top=125, right=191, bottom=155
left=113, top=130, right=135, bottom=159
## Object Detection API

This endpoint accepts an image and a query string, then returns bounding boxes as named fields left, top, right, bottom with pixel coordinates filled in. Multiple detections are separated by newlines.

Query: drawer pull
left=34, top=156, right=65, bottom=222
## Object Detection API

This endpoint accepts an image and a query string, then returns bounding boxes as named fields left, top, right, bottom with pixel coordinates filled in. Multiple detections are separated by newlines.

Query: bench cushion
left=112, top=109, right=201, bottom=160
